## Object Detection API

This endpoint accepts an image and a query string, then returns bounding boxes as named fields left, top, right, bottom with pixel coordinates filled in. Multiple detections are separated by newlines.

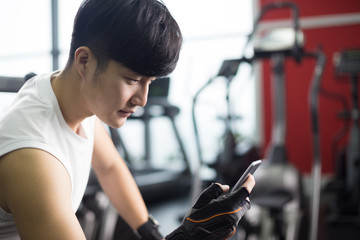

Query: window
left=0, top=0, right=52, bottom=76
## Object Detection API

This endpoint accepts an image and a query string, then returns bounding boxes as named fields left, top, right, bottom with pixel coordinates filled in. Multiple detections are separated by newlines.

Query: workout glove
left=137, top=215, right=163, bottom=240
left=166, top=183, right=250, bottom=240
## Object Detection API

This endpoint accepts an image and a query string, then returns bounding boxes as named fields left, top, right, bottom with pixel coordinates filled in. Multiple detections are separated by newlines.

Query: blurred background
left=1, top=0, right=360, bottom=239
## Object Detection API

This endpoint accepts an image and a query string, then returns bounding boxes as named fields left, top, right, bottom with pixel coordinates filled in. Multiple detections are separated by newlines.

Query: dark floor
left=95, top=176, right=360, bottom=240
left=146, top=183, right=360, bottom=240
left=308, top=191, right=360, bottom=240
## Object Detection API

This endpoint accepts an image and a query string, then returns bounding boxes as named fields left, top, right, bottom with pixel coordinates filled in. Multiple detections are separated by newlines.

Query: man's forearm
left=94, top=157, right=149, bottom=231
left=92, top=120, right=149, bottom=231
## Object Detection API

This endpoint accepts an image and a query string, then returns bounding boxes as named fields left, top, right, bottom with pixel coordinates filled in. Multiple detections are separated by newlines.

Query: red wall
left=260, top=0, right=360, bottom=17
left=259, top=0, right=360, bottom=173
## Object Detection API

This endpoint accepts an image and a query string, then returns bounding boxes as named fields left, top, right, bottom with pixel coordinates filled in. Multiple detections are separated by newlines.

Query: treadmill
left=109, top=76, right=192, bottom=203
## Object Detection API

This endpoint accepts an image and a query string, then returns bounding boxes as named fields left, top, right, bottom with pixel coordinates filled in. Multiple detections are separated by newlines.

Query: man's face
left=84, top=60, right=155, bottom=128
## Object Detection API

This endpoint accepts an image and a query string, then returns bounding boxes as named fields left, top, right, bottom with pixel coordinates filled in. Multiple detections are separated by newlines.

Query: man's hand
left=166, top=175, right=255, bottom=240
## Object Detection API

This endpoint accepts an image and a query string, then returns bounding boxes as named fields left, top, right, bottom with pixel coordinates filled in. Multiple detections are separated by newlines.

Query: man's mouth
left=118, top=110, right=134, bottom=117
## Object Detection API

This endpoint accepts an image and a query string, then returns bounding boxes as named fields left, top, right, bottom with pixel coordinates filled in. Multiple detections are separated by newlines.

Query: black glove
left=165, top=183, right=250, bottom=240
left=137, top=215, right=164, bottom=240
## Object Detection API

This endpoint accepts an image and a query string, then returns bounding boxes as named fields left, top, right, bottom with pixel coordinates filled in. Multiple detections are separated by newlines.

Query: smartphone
left=231, top=159, right=262, bottom=193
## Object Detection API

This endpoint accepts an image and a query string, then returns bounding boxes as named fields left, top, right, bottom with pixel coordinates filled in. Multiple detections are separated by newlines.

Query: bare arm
left=0, top=149, right=86, bottom=240
left=91, top=118, right=148, bottom=231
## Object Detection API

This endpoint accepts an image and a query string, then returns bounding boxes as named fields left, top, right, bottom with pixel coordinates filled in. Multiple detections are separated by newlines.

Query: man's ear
left=74, top=46, right=95, bottom=78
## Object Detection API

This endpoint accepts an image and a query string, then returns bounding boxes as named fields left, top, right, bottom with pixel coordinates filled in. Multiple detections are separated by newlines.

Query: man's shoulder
left=0, top=148, right=70, bottom=185
left=0, top=148, right=72, bottom=208
left=0, top=148, right=85, bottom=240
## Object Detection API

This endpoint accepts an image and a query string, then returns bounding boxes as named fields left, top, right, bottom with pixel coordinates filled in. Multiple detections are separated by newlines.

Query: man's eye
left=126, top=78, right=139, bottom=84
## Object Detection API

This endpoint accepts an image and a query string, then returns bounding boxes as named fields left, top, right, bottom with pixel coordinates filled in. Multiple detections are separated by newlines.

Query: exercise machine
left=191, top=46, right=260, bottom=208
left=110, top=76, right=192, bottom=203
left=247, top=4, right=305, bottom=239
left=0, top=76, right=24, bottom=92
left=325, top=48, right=360, bottom=225
left=191, top=3, right=327, bottom=239
left=192, top=59, right=259, bottom=183
left=248, top=4, right=327, bottom=240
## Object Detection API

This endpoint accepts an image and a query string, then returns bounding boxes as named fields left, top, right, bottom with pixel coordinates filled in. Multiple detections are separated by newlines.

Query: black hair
left=67, top=0, right=182, bottom=77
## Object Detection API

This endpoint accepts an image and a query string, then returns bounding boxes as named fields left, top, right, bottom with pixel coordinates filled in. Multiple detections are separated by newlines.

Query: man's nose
left=131, top=85, right=148, bottom=107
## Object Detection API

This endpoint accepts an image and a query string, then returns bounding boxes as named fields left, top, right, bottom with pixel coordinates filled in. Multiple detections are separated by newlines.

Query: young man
left=0, top=0, right=255, bottom=239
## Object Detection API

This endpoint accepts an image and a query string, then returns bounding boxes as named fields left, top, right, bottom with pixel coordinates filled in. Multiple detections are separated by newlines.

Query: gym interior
left=0, top=0, right=359, bottom=239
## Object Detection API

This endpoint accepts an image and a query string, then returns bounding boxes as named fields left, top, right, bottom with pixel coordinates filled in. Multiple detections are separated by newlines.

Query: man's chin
left=106, top=118, right=127, bottom=129
left=111, top=121, right=126, bottom=129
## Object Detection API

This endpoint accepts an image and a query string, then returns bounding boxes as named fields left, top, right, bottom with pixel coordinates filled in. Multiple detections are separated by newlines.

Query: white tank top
left=0, top=72, right=95, bottom=238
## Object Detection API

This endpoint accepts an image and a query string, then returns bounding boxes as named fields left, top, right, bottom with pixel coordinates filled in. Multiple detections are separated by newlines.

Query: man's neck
left=51, top=68, right=93, bottom=133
